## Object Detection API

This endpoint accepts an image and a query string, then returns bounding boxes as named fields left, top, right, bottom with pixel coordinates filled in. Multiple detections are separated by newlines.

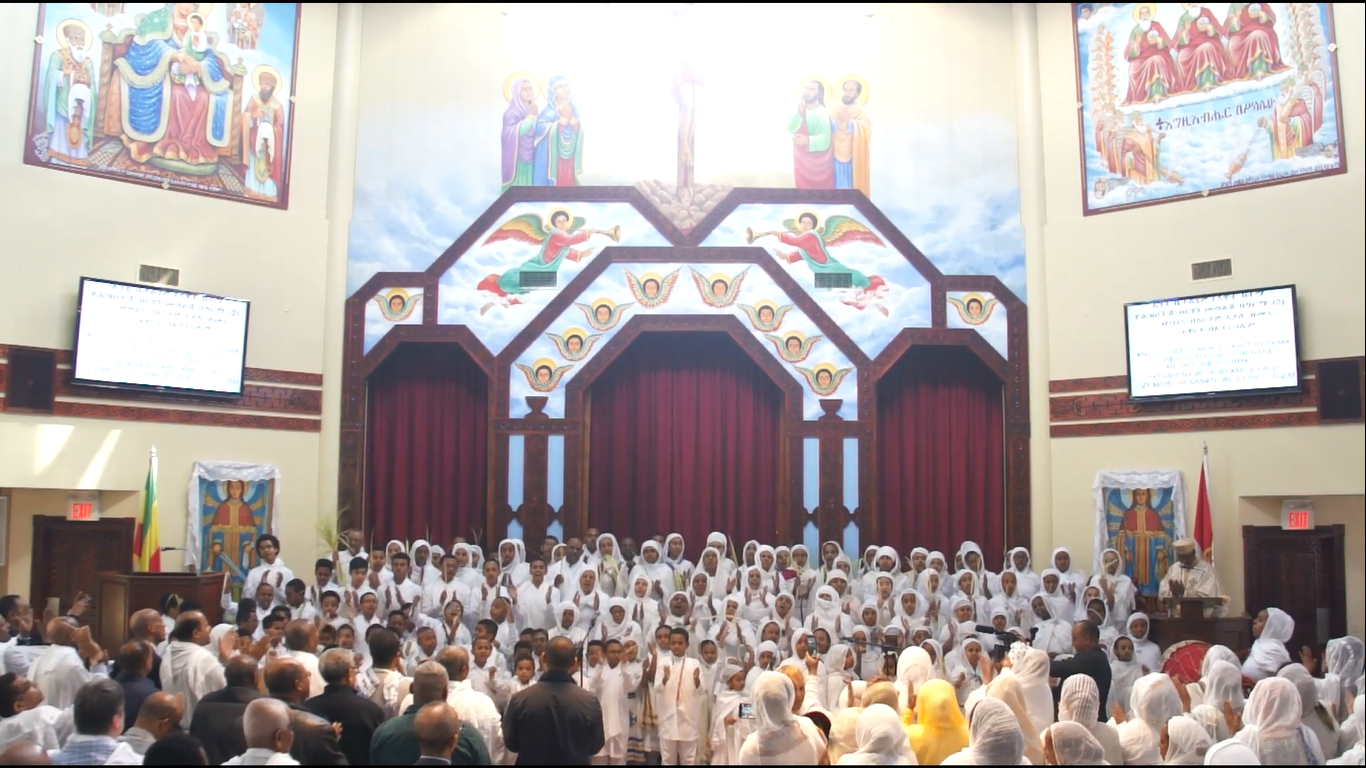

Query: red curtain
left=365, top=344, right=488, bottom=546
left=876, top=346, right=1005, bottom=559
left=587, top=333, right=781, bottom=546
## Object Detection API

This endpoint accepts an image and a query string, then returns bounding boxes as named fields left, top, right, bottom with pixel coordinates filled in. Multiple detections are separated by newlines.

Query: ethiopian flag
left=134, top=448, right=161, bottom=572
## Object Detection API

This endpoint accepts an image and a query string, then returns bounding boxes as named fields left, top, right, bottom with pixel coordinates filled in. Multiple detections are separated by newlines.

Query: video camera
left=974, top=624, right=1034, bottom=663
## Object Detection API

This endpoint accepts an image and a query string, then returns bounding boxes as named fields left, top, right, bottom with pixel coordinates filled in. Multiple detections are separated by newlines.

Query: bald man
left=28, top=618, right=106, bottom=710
left=230, top=697, right=295, bottom=765
left=0, top=740, right=51, bottom=765
left=303, top=648, right=384, bottom=766
left=263, top=657, right=345, bottom=765
left=374, top=661, right=491, bottom=765
left=109, top=610, right=165, bottom=687
left=414, top=702, right=461, bottom=765
left=118, top=690, right=184, bottom=755
left=190, top=655, right=263, bottom=765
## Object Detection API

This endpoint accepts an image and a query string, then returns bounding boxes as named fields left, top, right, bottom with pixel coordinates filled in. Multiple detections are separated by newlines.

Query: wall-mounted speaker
left=1317, top=358, right=1364, bottom=424
left=4, top=347, right=57, bottom=413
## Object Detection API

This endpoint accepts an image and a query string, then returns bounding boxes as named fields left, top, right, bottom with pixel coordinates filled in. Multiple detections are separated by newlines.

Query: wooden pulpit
left=94, top=571, right=226, bottom=653
left=1147, top=596, right=1251, bottom=652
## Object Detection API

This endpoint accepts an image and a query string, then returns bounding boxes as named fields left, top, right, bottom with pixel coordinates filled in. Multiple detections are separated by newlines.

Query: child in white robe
left=708, top=663, right=753, bottom=766
left=550, top=602, right=588, bottom=646
left=469, top=636, right=510, bottom=710
left=1108, top=635, right=1143, bottom=719
left=592, top=638, right=641, bottom=765
left=1126, top=613, right=1162, bottom=672
left=1030, top=594, right=1073, bottom=658
left=653, top=626, right=703, bottom=766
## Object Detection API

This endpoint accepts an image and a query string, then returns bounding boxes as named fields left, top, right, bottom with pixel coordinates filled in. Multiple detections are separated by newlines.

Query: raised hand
left=368, top=571, right=380, bottom=589
left=1111, top=703, right=1127, bottom=724
left=805, top=654, right=820, bottom=675
left=905, top=682, right=917, bottom=715
left=1173, top=674, right=1192, bottom=712
left=693, top=666, right=702, bottom=688
left=69, top=592, right=92, bottom=618
left=1300, top=645, right=1318, bottom=673
left=439, top=590, right=449, bottom=606
left=554, top=575, right=565, bottom=589
left=274, top=571, right=284, bottom=588
left=219, top=628, right=239, bottom=660
left=1222, top=700, right=1242, bottom=733
left=662, top=665, right=671, bottom=686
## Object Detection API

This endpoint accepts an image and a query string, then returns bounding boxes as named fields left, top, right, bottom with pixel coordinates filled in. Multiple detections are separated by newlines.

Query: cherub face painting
left=535, top=365, right=552, bottom=385
left=785, top=336, right=802, bottom=356
left=643, top=279, right=660, bottom=298
left=758, top=306, right=774, bottom=325
left=595, top=304, right=611, bottom=325
left=566, top=334, right=583, bottom=355
left=816, top=369, right=832, bottom=389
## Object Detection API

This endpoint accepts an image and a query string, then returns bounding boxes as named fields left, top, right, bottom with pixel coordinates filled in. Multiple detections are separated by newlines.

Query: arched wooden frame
left=560, top=313, right=805, bottom=539
left=339, top=187, right=1030, bottom=552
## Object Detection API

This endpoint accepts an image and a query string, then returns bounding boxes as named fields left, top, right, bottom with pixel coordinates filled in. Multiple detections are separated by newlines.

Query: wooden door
left=30, top=516, right=135, bottom=617
left=1242, top=524, right=1346, bottom=656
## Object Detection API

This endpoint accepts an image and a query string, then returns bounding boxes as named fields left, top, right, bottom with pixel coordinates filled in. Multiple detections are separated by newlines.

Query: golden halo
left=794, top=210, right=821, bottom=230
left=251, top=64, right=283, bottom=94
left=639, top=272, right=663, bottom=284
left=547, top=208, right=572, bottom=228
left=783, top=330, right=807, bottom=344
left=834, top=73, right=870, bottom=106
left=1132, top=2, right=1157, bottom=22
left=561, top=326, right=588, bottom=342
left=959, top=292, right=990, bottom=313
left=707, top=273, right=731, bottom=287
left=796, top=75, right=835, bottom=105
left=591, top=297, right=616, bottom=311
left=193, top=3, right=215, bottom=18
left=55, top=18, right=92, bottom=48
left=531, top=358, right=557, bottom=372
left=503, top=71, right=538, bottom=103
left=753, top=299, right=778, bottom=312
left=812, top=362, right=838, bottom=375
left=382, top=288, right=411, bottom=303
left=543, top=74, right=576, bottom=102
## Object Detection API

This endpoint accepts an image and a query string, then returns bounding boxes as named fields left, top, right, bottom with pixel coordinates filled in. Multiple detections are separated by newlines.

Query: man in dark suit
left=414, top=702, right=461, bottom=765
left=113, top=641, right=159, bottom=728
left=263, top=656, right=347, bottom=765
left=304, top=648, right=385, bottom=765
left=108, top=610, right=164, bottom=688
left=189, top=654, right=262, bottom=764
left=1050, top=621, right=1114, bottom=721
left=502, top=636, right=604, bottom=765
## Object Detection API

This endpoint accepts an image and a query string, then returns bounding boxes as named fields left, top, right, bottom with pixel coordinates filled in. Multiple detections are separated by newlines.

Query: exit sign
left=67, top=492, right=100, bottom=521
left=1280, top=498, right=1314, bottom=531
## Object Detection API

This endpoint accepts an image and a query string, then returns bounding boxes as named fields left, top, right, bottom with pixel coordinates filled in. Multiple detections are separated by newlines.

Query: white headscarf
left=1118, top=673, right=1182, bottom=766
left=942, top=698, right=1025, bottom=765
left=1246, top=607, right=1294, bottom=680
left=1185, top=704, right=1230, bottom=744
left=1236, top=676, right=1326, bottom=765
left=1281, top=663, right=1340, bottom=759
left=1040, top=567, right=1075, bottom=623
left=1128, top=612, right=1162, bottom=672
left=1325, top=637, right=1365, bottom=720
left=983, top=673, right=1045, bottom=764
left=1203, top=660, right=1245, bottom=712
left=1202, top=739, right=1262, bottom=764
left=599, top=597, right=638, bottom=643
left=1164, top=715, right=1213, bottom=765
left=1330, top=694, right=1364, bottom=766
left=409, top=539, right=438, bottom=585
left=664, top=533, right=692, bottom=577
left=1011, top=647, right=1057, bottom=728
left=744, top=671, right=825, bottom=764
left=1046, top=721, right=1107, bottom=765
left=1059, top=673, right=1102, bottom=723
left=837, top=704, right=919, bottom=765
left=1003, top=547, right=1040, bottom=597
left=896, top=647, right=933, bottom=698
left=630, top=541, right=673, bottom=597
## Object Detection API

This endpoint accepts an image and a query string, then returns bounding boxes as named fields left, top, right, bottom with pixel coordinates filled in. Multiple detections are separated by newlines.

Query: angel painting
left=765, top=330, right=822, bottom=363
left=948, top=293, right=999, bottom=326
left=475, top=210, right=621, bottom=313
left=575, top=298, right=632, bottom=332
left=689, top=267, right=749, bottom=308
left=373, top=288, right=422, bottom=322
left=624, top=268, right=682, bottom=308
left=546, top=327, right=603, bottom=362
left=739, top=300, right=794, bottom=332
left=516, top=358, right=574, bottom=393
left=747, top=213, right=889, bottom=314
left=796, top=362, right=854, bottom=396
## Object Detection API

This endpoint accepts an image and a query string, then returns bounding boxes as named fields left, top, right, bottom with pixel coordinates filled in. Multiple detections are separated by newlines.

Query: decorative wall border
left=339, top=186, right=1031, bottom=550
left=0, top=344, right=322, bottom=430
left=1047, top=358, right=1361, bottom=437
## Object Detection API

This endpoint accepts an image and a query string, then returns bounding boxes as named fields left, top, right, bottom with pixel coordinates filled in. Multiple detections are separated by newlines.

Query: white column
left=1012, top=2, right=1054, bottom=557
left=317, top=3, right=364, bottom=525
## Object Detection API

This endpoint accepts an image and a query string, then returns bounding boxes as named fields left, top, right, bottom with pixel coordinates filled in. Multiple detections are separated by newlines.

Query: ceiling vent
left=1190, top=258, right=1233, bottom=282
left=137, top=264, right=180, bottom=286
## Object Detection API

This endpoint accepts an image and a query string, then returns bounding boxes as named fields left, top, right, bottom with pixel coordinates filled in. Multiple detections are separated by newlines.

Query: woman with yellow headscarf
left=903, top=678, right=969, bottom=765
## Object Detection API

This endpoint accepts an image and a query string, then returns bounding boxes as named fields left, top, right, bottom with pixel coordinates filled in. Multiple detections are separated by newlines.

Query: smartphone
left=47, top=597, right=61, bottom=616
left=737, top=702, right=754, bottom=719
left=805, top=635, right=818, bottom=655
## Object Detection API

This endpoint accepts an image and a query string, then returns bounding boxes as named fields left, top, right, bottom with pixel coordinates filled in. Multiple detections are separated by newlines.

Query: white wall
left=1030, top=2, right=1365, bottom=631
left=0, top=3, right=344, bottom=595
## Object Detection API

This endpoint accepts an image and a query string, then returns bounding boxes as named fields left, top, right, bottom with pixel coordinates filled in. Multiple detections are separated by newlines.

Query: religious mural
left=703, top=204, right=932, bottom=361
left=198, top=477, right=274, bottom=597
left=362, top=287, right=424, bottom=354
left=947, top=291, right=1009, bottom=359
left=1074, top=2, right=1344, bottom=214
left=347, top=4, right=1025, bottom=298
left=1102, top=485, right=1179, bottom=595
left=507, top=262, right=859, bottom=421
left=24, top=2, right=302, bottom=208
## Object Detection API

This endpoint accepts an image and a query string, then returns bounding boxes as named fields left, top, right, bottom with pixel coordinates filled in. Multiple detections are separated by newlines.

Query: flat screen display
left=73, top=277, right=250, bottom=397
left=1125, top=285, right=1299, bottom=401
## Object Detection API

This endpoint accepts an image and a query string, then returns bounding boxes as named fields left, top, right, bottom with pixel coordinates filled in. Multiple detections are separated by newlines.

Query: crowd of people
left=0, top=528, right=1362, bottom=765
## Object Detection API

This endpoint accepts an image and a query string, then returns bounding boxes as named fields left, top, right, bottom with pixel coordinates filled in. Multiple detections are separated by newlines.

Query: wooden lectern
left=1148, top=596, right=1251, bottom=652
left=94, top=571, right=226, bottom=653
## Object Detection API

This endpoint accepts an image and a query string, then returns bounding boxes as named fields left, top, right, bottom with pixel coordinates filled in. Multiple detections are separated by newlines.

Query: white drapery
left=184, top=461, right=282, bottom=571
left=1091, top=469, right=1187, bottom=576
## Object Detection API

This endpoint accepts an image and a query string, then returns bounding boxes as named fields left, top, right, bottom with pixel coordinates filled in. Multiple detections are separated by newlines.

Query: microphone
left=160, top=546, right=188, bottom=552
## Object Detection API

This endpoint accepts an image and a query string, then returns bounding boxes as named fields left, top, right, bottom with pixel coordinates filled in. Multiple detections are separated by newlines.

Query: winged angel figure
left=623, top=267, right=682, bottom=308
left=475, top=210, right=620, bottom=314
left=688, top=267, right=750, bottom=308
left=748, top=212, right=889, bottom=314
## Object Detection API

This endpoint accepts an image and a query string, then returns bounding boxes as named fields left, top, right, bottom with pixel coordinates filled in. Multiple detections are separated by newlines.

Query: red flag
left=1194, top=445, right=1213, bottom=562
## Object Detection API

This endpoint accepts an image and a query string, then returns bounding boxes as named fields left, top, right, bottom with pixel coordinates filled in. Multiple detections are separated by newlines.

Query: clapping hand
left=1168, top=579, right=1186, bottom=598
left=693, top=666, right=702, bottom=688
left=1300, top=645, right=1319, bottom=673
left=1111, top=703, right=1127, bottom=724
left=218, top=628, right=239, bottom=660
left=368, top=571, right=381, bottom=589
left=905, top=683, right=917, bottom=715
left=662, top=664, right=671, bottom=686
left=1222, top=700, right=1242, bottom=733
left=274, top=571, right=284, bottom=588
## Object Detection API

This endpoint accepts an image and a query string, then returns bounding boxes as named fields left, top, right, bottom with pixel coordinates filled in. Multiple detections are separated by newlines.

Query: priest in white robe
left=1159, top=538, right=1229, bottom=618
left=163, top=611, right=231, bottom=728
